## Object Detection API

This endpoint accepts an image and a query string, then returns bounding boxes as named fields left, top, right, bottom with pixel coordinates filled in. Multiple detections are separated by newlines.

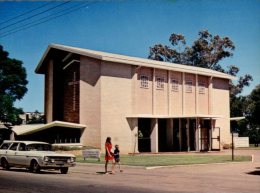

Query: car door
left=14, top=143, right=29, bottom=166
left=0, top=142, right=12, bottom=158
left=6, top=142, right=19, bottom=165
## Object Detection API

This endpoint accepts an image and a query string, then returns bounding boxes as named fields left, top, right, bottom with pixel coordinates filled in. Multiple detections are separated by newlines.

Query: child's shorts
left=115, top=158, right=120, bottom=163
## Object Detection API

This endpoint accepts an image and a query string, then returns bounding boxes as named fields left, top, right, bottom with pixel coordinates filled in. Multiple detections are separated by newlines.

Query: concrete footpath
left=70, top=150, right=260, bottom=193
left=1, top=150, right=259, bottom=193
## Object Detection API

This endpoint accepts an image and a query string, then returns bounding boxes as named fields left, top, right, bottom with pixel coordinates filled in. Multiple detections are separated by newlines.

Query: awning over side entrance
left=230, top=117, right=245, bottom=121
left=12, top=121, right=86, bottom=136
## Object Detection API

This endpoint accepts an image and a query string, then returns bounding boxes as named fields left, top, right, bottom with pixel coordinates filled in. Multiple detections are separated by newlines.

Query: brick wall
left=63, top=62, right=80, bottom=123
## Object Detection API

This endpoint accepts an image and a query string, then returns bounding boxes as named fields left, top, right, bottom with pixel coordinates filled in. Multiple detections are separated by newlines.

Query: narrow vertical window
left=68, top=71, right=79, bottom=111
left=171, top=78, right=179, bottom=92
left=140, top=75, right=149, bottom=88
left=185, top=80, right=193, bottom=93
left=156, top=77, right=164, bottom=90
left=198, top=82, right=206, bottom=94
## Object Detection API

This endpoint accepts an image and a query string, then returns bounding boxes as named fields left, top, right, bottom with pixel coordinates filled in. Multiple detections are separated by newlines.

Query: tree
left=245, top=85, right=260, bottom=145
left=0, top=45, right=28, bottom=125
left=149, top=30, right=253, bottom=111
left=149, top=30, right=235, bottom=71
left=27, top=110, right=45, bottom=124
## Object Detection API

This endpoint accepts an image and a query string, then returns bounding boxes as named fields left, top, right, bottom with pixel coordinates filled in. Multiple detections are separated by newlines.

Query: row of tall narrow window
left=140, top=75, right=206, bottom=93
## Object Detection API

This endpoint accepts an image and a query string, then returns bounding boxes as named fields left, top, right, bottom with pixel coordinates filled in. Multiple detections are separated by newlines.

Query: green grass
left=237, top=144, right=260, bottom=150
left=76, top=154, right=251, bottom=167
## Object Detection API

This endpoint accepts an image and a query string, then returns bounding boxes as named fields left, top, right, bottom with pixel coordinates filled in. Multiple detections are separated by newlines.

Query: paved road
left=0, top=150, right=259, bottom=193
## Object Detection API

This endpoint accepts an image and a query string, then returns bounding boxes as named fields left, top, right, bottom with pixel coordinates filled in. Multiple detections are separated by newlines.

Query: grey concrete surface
left=0, top=150, right=259, bottom=193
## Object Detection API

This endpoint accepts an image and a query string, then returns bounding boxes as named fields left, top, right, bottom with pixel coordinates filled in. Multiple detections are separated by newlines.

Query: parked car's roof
left=2, top=140, right=50, bottom=145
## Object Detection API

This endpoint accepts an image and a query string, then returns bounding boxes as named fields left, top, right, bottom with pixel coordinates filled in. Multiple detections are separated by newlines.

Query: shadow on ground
left=1, top=168, right=62, bottom=175
left=246, top=167, right=260, bottom=176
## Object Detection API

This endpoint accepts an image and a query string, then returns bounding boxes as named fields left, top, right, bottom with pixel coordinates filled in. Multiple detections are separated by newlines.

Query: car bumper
left=40, top=162, right=76, bottom=168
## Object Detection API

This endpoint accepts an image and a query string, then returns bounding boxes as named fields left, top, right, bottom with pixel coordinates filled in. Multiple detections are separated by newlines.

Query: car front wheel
left=1, top=158, right=10, bottom=170
left=60, top=167, right=68, bottom=174
left=30, top=160, right=40, bottom=173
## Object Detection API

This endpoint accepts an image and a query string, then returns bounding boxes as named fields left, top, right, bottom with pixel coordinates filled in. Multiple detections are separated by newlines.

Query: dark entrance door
left=138, top=118, right=151, bottom=152
left=189, top=119, right=196, bottom=151
left=158, top=119, right=167, bottom=152
left=200, top=120, right=210, bottom=151
left=180, top=119, right=188, bottom=151
left=172, top=119, right=180, bottom=151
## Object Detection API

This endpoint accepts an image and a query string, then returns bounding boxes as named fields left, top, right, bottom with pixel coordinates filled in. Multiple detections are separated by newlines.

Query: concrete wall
left=170, top=71, right=183, bottom=115
left=211, top=78, right=231, bottom=147
left=135, top=67, right=153, bottom=114
left=198, top=75, right=209, bottom=115
left=45, top=60, right=53, bottom=123
left=80, top=56, right=101, bottom=148
left=154, top=69, right=168, bottom=115
left=100, top=61, right=134, bottom=153
left=46, top=57, right=231, bottom=152
left=184, top=73, right=196, bottom=115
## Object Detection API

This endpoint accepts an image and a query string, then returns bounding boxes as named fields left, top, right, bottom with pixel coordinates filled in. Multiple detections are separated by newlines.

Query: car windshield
left=26, top=144, right=52, bottom=151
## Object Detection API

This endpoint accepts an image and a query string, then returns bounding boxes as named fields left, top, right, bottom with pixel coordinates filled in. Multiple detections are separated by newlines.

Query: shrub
left=222, top=143, right=231, bottom=149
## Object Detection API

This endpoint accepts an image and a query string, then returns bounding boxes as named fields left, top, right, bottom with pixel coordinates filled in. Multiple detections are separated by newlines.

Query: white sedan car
left=0, top=140, right=76, bottom=174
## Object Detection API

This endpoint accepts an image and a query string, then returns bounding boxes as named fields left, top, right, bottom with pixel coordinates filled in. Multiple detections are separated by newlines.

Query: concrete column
left=132, top=66, right=138, bottom=114
left=195, top=74, right=198, bottom=114
left=208, top=77, right=213, bottom=114
left=179, top=118, right=182, bottom=151
left=195, top=118, right=199, bottom=151
left=46, top=60, right=54, bottom=123
left=187, top=119, right=190, bottom=152
left=130, top=118, right=139, bottom=154
left=182, top=72, right=185, bottom=115
left=209, top=118, right=213, bottom=150
left=198, top=119, right=201, bottom=151
left=152, top=68, right=156, bottom=115
left=166, top=119, right=173, bottom=151
left=151, top=118, right=158, bottom=153
left=10, top=132, right=15, bottom=140
left=168, top=71, right=171, bottom=115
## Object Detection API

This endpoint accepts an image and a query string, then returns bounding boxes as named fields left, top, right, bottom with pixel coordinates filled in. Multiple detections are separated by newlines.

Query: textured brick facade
left=63, top=62, right=80, bottom=123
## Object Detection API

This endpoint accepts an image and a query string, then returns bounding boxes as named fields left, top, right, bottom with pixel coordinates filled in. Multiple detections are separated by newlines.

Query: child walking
left=114, top=144, right=123, bottom=172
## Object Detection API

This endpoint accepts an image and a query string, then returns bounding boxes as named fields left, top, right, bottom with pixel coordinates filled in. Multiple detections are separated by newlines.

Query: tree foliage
left=27, top=110, right=45, bottom=124
left=236, top=85, right=260, bottom=145
left=0, top=45, right=28, bottom=125
left=148, top=30, right=253, bottom=97
left=149, top=30, right=257, bottom=143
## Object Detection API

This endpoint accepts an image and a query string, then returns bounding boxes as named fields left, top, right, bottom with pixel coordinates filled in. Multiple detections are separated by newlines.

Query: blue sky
left=0, top=0, right=260, bottom=112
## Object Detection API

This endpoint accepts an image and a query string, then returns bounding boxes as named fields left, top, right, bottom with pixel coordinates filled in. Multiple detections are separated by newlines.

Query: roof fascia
left=35, top=44, right=236, bottom=80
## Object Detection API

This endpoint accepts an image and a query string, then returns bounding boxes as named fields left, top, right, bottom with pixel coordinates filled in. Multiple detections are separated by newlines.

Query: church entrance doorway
left=158, top=119, right=168, bottom=152
left=138, top=118, right=151, bottom=152
left=200, top=119, right=211, bottom=151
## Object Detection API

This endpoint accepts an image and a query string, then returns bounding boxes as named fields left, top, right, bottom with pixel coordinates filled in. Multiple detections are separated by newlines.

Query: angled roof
left=35, top=44, right=236, bottom=80
left=12, top=121, right=86, bottom=136
left=2, top=140, right=49, bottom=145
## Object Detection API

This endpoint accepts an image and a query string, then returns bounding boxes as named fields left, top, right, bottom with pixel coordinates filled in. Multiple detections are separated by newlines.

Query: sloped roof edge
left=12, top=121, right=86, bottom=136
left=35, top=44, right=236, bottom=80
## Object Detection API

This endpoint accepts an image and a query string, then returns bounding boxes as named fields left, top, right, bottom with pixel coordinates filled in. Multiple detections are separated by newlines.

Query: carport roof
left=0, top=124, right=8, bottom=130
left=12, top=121, right=86, bottom=136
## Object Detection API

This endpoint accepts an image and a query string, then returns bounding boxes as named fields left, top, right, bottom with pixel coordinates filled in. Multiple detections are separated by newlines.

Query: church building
left=28, top=44, right=235, bottom=153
